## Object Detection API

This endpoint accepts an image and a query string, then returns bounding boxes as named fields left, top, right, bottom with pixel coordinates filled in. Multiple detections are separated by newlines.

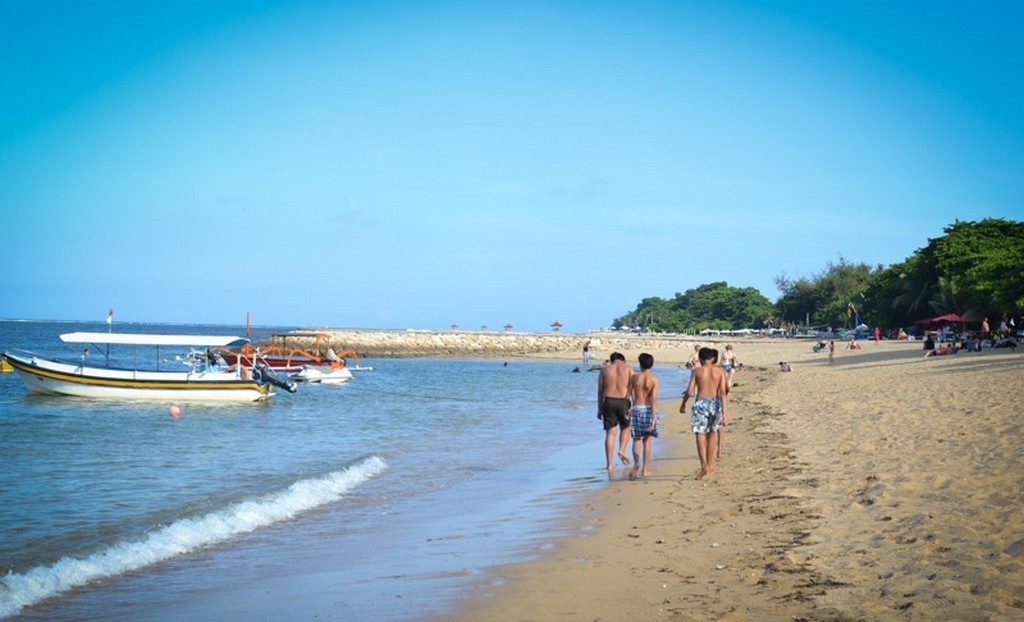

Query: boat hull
left=289, top=365, right=353, bottom=384
left=4, top=353, right=271, bottom=402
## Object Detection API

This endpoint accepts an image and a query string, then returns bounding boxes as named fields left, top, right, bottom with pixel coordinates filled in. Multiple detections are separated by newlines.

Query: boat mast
left=105, top=307, right=113, bottom=366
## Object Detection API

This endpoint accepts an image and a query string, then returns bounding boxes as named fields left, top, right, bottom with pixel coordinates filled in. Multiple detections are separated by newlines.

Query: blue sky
left=1, top=1, right=1021, bottom=331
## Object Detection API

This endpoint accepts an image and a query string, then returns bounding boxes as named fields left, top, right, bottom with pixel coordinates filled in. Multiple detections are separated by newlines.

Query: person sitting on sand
left=680, top=347, right=728, bottom=480
left=628, top=353, right=659, bottom=480
left=778, top=362, right=793, bottom=372
left=994, top=337, right=1019, bottom=351
left=847, top=339, right=861, bottom=351
left=923, top=344, right=954, bottom=358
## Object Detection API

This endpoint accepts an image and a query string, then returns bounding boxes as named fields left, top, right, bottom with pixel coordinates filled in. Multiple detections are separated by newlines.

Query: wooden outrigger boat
left=217, top=330, right=368, bottom=374
left=3, top=332, right=295, bottom=402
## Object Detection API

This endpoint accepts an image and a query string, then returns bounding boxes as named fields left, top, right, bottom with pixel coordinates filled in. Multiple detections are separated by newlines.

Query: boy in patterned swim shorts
left=680, top=347, right=728, bottom=480
left=628, top=353, right=660, bottom=479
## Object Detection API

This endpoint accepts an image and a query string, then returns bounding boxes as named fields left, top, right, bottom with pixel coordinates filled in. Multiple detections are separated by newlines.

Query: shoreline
left=443, top=339, right=1024, bottom=620
left=447, top=367, right=834, bottom=621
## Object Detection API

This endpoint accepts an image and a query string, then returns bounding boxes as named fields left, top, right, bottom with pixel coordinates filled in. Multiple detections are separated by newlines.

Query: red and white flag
left=106, top=308, right=114, bottom=326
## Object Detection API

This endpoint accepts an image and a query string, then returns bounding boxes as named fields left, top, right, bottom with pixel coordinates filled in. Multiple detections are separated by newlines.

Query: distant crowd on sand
left=595, top=343, right=740, bottom=481
left=918, top=315, right=1020, bottom=357
left=802, top=315, right=1021, bottom=363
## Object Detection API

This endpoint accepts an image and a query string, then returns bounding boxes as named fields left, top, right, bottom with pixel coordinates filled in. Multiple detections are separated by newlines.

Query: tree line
left=613, top=218, right=1024, bottom=332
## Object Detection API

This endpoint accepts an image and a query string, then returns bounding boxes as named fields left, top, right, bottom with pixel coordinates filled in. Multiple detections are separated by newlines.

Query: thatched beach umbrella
left=550, top=321, right=563, bottom=332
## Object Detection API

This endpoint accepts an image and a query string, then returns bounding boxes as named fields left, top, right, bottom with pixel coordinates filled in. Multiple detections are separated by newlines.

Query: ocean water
left=0, top=320, right=684, bottom=620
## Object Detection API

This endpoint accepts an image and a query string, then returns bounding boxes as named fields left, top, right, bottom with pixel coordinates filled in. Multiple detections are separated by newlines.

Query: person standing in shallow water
left=628, top=353, right=659, bottom=479
left=597, top=352, right=633, bottom=470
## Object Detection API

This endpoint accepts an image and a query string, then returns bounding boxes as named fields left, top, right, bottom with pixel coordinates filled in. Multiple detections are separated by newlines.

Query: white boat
left=290, top=364, right=354, bottom=384
left=3, top=332, right=294, bottom=402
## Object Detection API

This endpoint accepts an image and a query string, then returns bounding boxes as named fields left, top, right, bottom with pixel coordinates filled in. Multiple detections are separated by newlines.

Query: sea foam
left=0, top=455, right=387, bottom=618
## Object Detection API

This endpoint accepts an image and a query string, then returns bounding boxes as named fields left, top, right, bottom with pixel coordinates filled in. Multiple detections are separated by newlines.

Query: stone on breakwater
left=265, top=329, right=699, bottom=358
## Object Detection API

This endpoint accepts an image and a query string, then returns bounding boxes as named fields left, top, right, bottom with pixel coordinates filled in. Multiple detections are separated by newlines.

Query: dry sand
left=451, top=338, right=1024, bottom=620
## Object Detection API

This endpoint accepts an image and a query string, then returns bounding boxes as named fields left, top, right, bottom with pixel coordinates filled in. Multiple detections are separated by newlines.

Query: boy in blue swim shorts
left=680, top=347, right=728, bottom=480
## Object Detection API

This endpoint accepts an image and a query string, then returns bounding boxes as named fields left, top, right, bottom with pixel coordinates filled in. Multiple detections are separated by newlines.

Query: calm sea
left=0, top=320, right=684, bottom=620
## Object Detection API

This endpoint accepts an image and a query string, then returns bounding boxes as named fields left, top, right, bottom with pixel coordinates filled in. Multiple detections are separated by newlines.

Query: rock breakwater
left=268, top=329, right=700, bottom=359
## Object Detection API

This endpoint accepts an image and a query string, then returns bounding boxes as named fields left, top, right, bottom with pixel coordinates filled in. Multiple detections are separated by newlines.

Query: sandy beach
left=451, top=337, right=1024, bottom=620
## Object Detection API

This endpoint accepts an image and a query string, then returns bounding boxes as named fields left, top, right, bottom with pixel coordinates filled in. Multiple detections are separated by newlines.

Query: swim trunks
left=601, top=397, right=630, bottom=431
left=630, top=405, right=658, bottom=438
left=722, top=363, right=734, bottom=373
left=691, top=397, right=722, bottom=434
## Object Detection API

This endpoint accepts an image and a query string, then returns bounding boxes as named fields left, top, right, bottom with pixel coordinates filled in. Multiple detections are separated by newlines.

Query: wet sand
left=452, top=338, right=1024, bottom=620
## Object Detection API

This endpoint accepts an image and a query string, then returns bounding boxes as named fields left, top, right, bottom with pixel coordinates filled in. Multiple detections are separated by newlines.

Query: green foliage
left=860, top=219, right=1024, bottom=325
left=775, top=258, right=876, bottom=327
left=613, top=218, right=1024, bottom=332
left=932, top=219, right=1024, bottom=316
left=613, top=282, right=774, bottom=332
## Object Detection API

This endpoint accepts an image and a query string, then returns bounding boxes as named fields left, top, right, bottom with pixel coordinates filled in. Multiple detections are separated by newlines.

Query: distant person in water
left=628, top=353, right=659, bottom=479
left=597, top=352, right=633, bottom=470
left=680, top=347, right=728, bottom=480
left=582, top=339, right=592, bottom=364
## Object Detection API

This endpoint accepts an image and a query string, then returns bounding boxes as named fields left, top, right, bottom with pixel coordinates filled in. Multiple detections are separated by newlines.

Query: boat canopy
left=60, top=332, right=249, bottom=348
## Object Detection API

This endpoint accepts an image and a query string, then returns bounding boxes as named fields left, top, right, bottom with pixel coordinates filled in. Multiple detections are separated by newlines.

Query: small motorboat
left=290, top=364, right=354, bottom=385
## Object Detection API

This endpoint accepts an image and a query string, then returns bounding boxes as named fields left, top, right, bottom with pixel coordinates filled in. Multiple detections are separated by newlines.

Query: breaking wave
left=0, top=456, right=387, bottom=618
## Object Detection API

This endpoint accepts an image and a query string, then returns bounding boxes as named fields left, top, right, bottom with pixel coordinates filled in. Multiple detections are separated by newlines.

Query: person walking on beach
left=828, top=340, right=836, bottom=365
left=628, top=353, right=659, bottom=479
left=685, top=344, right=701, bottom=386
left=686, top=344, right=701, bottom=370
left=681, top=348, right=727, bottom=480
left=597, top=352, right=633, bottom=470
left=721, top=344, right=739, bottom=388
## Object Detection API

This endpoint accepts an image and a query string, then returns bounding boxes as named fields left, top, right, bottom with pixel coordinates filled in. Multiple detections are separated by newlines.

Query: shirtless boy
left=628, top=353, right=659, bottom=479
left=680, top=347, right=728, bottom=480
left=597, top=352, right=633, bottom=470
